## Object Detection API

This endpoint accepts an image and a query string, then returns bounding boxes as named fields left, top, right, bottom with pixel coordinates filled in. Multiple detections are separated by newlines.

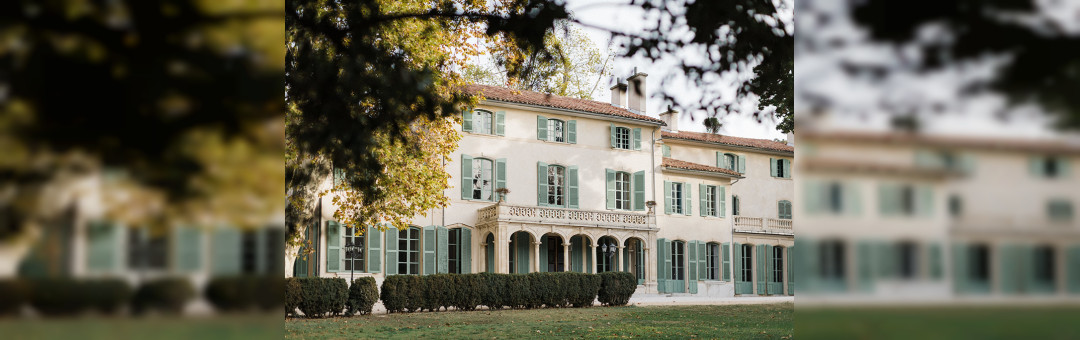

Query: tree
left=845, top=0, right=1080, bottom=129
left=704, top=117, right=722, bottom=134
left=466, top=20, right=614, bottom=100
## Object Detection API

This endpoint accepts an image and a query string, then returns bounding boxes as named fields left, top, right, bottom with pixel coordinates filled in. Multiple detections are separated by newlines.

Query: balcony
left=733, top=216, right=793, bottom=236
left=477, top=203, right=657, bottom=230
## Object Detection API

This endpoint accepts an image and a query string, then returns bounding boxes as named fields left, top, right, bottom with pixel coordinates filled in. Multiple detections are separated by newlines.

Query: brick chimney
left=626, top=68, right=648, bottom=114
left=610, top=81, right=627, bottom=108
left=659, top=106, right=679, bottom=132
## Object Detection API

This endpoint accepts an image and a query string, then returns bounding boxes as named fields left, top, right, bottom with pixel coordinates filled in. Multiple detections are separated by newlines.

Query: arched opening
left=539, top=233, right=565, bottom=272
left=484, top=233, right=495, bottom=273
left=569, top=235, right=593, bottom=273
left=508, top=231, right=533, bottom=274
left=624, top=238, right=645, bottom=284
left=596, top=236, right=619, bottom=273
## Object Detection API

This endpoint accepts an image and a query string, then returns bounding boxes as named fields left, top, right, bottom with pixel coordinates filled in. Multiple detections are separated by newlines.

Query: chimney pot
left=609, top=82, right=627, bottom=107
left=626, top=71, right=648, bottom=114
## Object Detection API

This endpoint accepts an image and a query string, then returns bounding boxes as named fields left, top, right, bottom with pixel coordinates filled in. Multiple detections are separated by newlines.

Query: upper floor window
left=725, top=154, right=737, bottom=171
left=470, top=158, right=494, bottom=201
left=948, top=195, right=963, bottom=218
left=778, top=200, right=792, bottom=219
left=473, top=110, right=493, bottom=134
left=614, top=171, right=631, bottom=210
left=827, top=182, right=843, bottom=214
left=537, top=116, right=576, bottom=143
left=610, top=124, right=641, bottom=150
left=547, top=119, right=565, bottom=142
left=704, top=185, right=718, bottom=217
left=668, top=182, right=685, bottom=214
left=1031, top=156, right=1069, bottom=179
left=662, top=144, right=671, bottom=157
left=547, top=165, right=566, bottom=206
left=1048, top=199, right=1074, bottom=222
left=880, top=183, right=931, bottom=217
left=719, top=153, right=746, bottom=174
left=771, top=158, right=792, bottom=178
left=607, top=169, right=643, bottom=211
left=463, top=109, right=504, bottom=136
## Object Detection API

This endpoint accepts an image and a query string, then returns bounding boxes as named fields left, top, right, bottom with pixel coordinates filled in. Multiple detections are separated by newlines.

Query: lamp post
left=601, top=240, right=617, bottom=272
left=344, top=243, right=363, bottom=282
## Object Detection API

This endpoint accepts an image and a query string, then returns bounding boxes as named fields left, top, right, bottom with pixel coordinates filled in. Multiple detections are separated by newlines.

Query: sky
left=564, top=0, right=790, bottom=141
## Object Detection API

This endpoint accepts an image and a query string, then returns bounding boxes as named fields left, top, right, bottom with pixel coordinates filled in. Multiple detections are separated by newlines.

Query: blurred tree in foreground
left=848, top=0, right=1080, bottom=129
left=0, top=0, right=284, bottom=246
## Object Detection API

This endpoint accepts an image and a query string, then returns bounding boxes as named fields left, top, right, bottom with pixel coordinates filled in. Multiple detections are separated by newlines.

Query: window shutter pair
left=86, top=222, right=120, bottom=273
left=778, top=201, right=792, bottom=219
left=721, top=243, right=731, bottom=282
left=607, top=124, right=642, bottom=150
left=605, top=169, right=617, bottom=210
left=463, top=110, right=504, bottom=135
left=663, top=180, right=672, bottom=214
left=423, top=226, right=437, bottom=275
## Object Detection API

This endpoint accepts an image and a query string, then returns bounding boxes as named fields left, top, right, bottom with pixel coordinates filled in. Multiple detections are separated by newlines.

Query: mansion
left=290, top=72, right=795, bottom=297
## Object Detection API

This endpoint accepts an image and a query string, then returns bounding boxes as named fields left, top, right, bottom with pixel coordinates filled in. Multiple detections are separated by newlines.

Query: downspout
left=442, top=157, right=447, bottom=228
left=729, top=176, right=739, bottom=294
left=651, top=128, right=657, bottom=205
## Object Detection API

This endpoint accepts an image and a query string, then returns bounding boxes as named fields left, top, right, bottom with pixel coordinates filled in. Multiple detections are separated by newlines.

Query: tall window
left=473, top=110, right=493, bottom=134
left=398, top=227, right=420, bottom=275
left=615, top=127, right=631, bottom=150
left=547, top=165, right=566, bottom=206
left=820, top=240, right=845, bottom=280
left=546, top=236, right=564, bottom=272
left=706, top=243, right=720, bottom=280
left=772, top=246, right=784, bottom=283
left=900, top=185, right=916, bottom=215
left=740, top=244, right=753, bottom=282
left=471, top=158, right=494, bottom=201
left=776, top=159, right=786, bottom=178
left=615, top=172, right=631, bottom=210
left=725, top=154, right=737, bottom=171
left=448, top=228, right=461, bottom=274
left=547, top=119, right=565, bottom=142
left=948, top=195, right=963, bottom=217
left=671, top=241, right=685, bottom=280
left=732, top=196, right=740, bottom=216
left=670, top=182, right=684, bottom=214
left=704, top=185, right=718, bottom=217
left=1033, top=245, right=1055, bottom=284
left=128, top=228, right=167, bottom=270
left=970, top=244, right=990, bottom=283
left=827, top=182, right=843, bottom=214
left=897, top=242, right=916, bottom=279
left=343, top=225, right=365, bottom=272
left=778, top=200, right=792, bottom=219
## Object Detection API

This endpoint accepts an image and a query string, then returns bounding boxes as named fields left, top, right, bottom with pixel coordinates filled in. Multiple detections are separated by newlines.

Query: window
left=398, top=227, right=420, bottom=275
left=897, top=242, right=916, bottom=279
left=470, top=158, right=494, bottom=201
left=546, top=236, right=564, bottom=272
left=128, top=228, right=167, bottom=270
left=773, top=246, right=784, bottom=283
left=778, top=200, right=792, bottom=219
left=772, top=158, right=791, bottom=178
left=547, top=165, right=566, bottom=206
left=1032, top=156, right=1066, bottom=178
left=242, top=231, right=257, bottom=273
left=1044, top=158, right=1059, bottom=177
left=732, top=196, right=740, bottom=216
left=899, top=185, right=916, bottom=215
left=827, top=182, right=843, bottom=214
left=740, top=244, right=753, bottom=282
left=448, top=228, right=461, bottom=274
left=725, top=154, right=737, bottom=171
left=547, top=119, right=565, bottom=142
left=704, top=186, right=718, bottom=217
left=1033, top=245, right=1055, bottom=283
left=615, top=127, right=631, bottom=150
left=343, top=225, right=365, bottom=272
left=671, top=241, right=685, bottom=280
left=948, top=195, right=962, bottom=217
left=970, top=244, right=990, bottom=282
left=1048, top=199, right=1074, bottom=222
left=820, top=240, right=845, bottom=280
left=706, top=243, right=720, bottom=280
left=670, top=182, right=684, bottom=214
left=472, top=110, right=493, bottom=134
left=615, top=172, right=631, bottom=210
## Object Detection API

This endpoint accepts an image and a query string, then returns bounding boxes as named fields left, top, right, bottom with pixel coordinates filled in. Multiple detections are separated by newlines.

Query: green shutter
left=722, top=243, right=731, bottom=281
left=567, top=166, right=579, bottom=209
left=688, top=241, right=698, bottom=281
left=738, top=155, right=746, bottom=173
left=999, top=244, right=1019, bottom=294
left=683, top=182, right=692, bottom=216
left=632, top=128, right=642, bottom=150
left=606, top=169, right=616, bottom=209
left=663, top=145, right=671, bottom=157
left=326, top=221, right=341, bottom=272
left=770, top=158, right=778, bottom=177
left=213, top=227, right=242, bottom=275
left=537, top=162, right=548, bottom=206
left=495, top=111, right=505, bottom=136
left=918, top=185, right=934, bottom=217
left=952, top=242, right=967, bottom=293
left=461, top=228, right=472, bottom=273
left=719, top=186, right=727, bottom=217
left=844, top=183, right=862, bottom=216
left=787, top=246, right=795, bottom=295
left=537, top=115, right=548, bottom=140
left=697, top=241, right=707, bottom=281
left=784, top=159, right=792, bottom=178
left=756, top=245, right=766, bottom=294
left=656, top=238, right=669, bottom=293
left=496, top=158, right=507, bottom=200
left=539, top=237, right=548, bottom=272
left=928, top=243, right=942, bottom=280
left=699, top=184, right=707, bottom=217
left=86, top=222, right=119, bottom=273
left=765, top=245, right=774, bottom=293
left=461, top=154, right=473, bottom=199
left=716, top=152, right=723, bottom=167
left=1029, top=156, right=1043, bottom=177
left=1060, top=158, right=1071, bottom=178
left=567, top=120, right=577, bottom=144
left=1068, top=246, right=1080, bottom=294
left=879, top=184, right=898, bottom=217
left=385, top=229, right=399, bottom=275
left=858, top=241, right=873, bottom=291
left=664, top=180, right=672, bottom=214
left=367, top=225, right=382, bottom=273
left=733, top=242, right=743, bottom=285
left=462, top=110, right=472, bottom=132
left=174, top=226, right=202, bottom=272
left=437, top=226, right=448, bottom=274
left=423, top=226, right=437, bottom=275
left=805, top=181, right=822, bottom=215
left=633, top=171, right=646, bottom=211
left=609, top=123, right=616, bottom=148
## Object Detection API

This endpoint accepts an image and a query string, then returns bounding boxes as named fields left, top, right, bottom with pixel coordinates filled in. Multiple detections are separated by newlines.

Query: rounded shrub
left=205, top=275, right=260, bottom=312
left=296, top=277, right=347, bottom=318
left=597, top=271, right=637, bottom=306
left=0, top=279, right=26, bottom=316
left=132, top=278, right=196, bottom=315
left=380, top=275, right=406, bottom=313
left=83, top=279, right=133, bottom=314
left=28, top=278, right=90, bottom=316
left=346, top=277, right=378, bottom=316
left=284, top=278, right=302, bottom=316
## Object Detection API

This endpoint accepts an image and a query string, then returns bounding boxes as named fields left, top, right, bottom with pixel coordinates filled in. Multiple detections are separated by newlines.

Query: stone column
left=589, top=242, right=597, bottom=274
left=497, top=226, right=509, bottom=274
left=563, top=242, right=571, bottom=272
left=617, top=245, right=625, bottom=272
left=479, top=242, right=487, bottom=272
left=533, top=240, right=542, bottom=273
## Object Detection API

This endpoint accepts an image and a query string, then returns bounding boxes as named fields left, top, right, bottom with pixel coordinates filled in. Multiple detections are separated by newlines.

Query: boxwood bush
left=345, top=277, right=378, bottom=316
left=0, top=279, right=26, bottom=316
left=83, top=279, right=134, bottom=314
left=295, top=277, right=347, bottom=318
left=284, top=277, right=302, bottom=316
left=205, top=275, right=260, bottom=312
left=132, top=278, right=195, bottom=315
left=26, top=278, right=132, bottom=316
left=597, top=271, right=637, bottom=306
left=381, top=272, right=602, bottom=313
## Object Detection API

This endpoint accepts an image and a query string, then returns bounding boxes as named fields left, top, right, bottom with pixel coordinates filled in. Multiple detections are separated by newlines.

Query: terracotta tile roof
left=661, top=131, right=794, bottom=153
left=661, top=157, right=743, bottom=177
left=801, top=130, right=1080, bottom=155
left=800, top=157, right=958, bottom=179
left=463, top=84, right=665, bottom=125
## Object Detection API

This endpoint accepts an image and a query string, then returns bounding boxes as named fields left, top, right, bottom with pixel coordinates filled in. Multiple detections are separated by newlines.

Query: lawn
left=797, top=305, right=1080, bottom=339
left=0, top=314, right=282, bottom=340
left=285, top=303, right=793, bottom=339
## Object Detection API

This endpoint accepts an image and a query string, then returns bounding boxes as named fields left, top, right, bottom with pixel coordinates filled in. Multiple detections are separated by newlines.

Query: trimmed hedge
left=597, top=272, right=637, bottom=306
left=381, top=272, right=602, bottom=313
left=284, top=278, right=302, bottom=316
left=0, top=279, right=26, bottom=316
left=132, top=278, right=195, bottom=315
left=295, top=277, right=347, bottom=318
left=345, top=277, right=378, bottom=316
left=27, top=278, right=133, bottom=316
left=205, top=275, right=284, bottom=312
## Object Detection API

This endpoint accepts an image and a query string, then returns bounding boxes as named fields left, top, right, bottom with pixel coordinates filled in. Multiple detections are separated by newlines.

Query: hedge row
left=380, top=272, right=626, bottom=313
left=0, top=278, right=201, bottom=316
left=283, top=277, right=377, bottom=317
left=204, top=275, right=284, bottom=312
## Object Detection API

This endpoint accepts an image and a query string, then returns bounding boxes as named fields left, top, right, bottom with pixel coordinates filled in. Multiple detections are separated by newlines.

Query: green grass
left=285, top=303, right=793, bottom=339
left=0, top=314, right=282, bottom=340
left=797, top=305, right=1080, bottom=340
